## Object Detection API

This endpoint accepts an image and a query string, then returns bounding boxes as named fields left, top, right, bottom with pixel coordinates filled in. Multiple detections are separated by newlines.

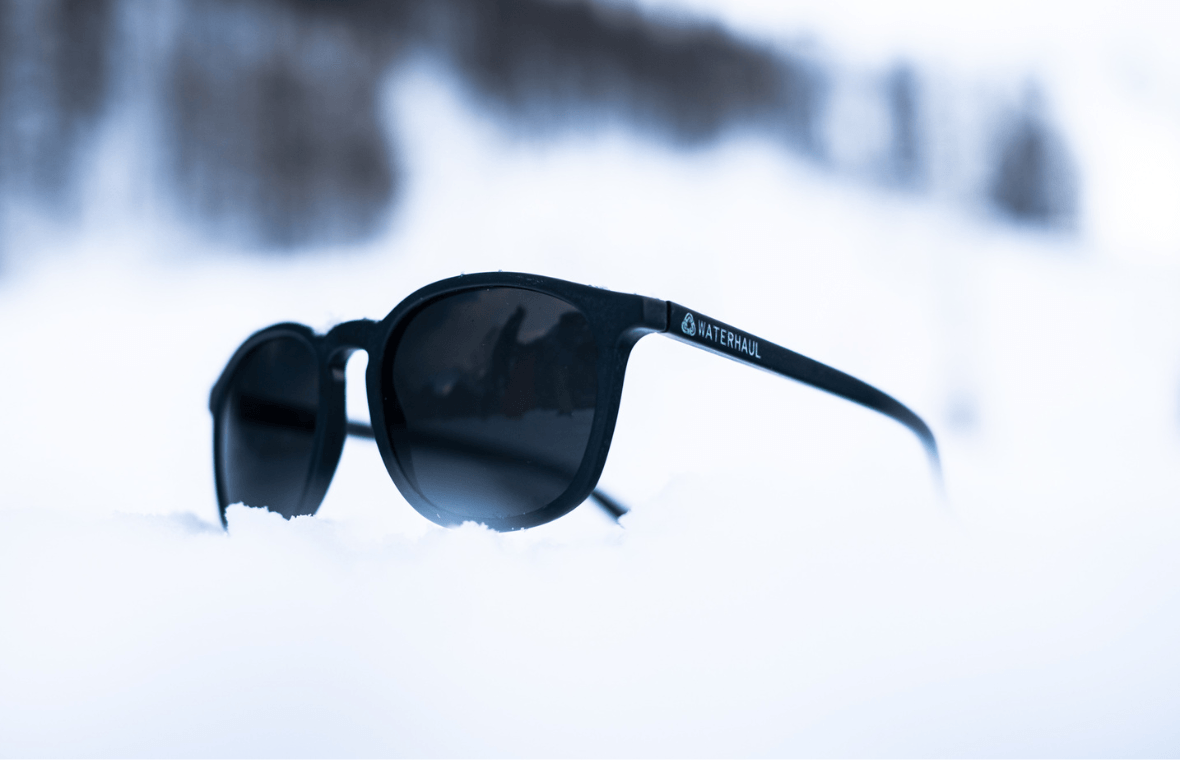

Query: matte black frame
left=211, top=272, right=939, bottom=531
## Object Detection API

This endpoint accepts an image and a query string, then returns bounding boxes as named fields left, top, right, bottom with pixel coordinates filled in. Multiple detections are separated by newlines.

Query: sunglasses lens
left=217, top=336, right=320, bottom=519
left=388, top=288, right=598, bottom=522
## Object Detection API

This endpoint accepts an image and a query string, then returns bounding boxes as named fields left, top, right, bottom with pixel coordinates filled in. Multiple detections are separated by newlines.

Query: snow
left=2, top=6, right=1180, bottom=756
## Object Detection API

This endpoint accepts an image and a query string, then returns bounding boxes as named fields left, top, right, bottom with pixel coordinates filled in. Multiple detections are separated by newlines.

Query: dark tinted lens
left=218, top=336, right=320, bottom=518
left=388, top=288, right=598, bottom=521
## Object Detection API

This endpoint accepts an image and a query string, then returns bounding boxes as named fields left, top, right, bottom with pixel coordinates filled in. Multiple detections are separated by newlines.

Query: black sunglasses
left=210, top=272, right=939, bottom=531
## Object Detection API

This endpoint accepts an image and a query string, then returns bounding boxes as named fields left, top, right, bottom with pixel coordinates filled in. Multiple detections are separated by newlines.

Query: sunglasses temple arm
left=343, top=421, right=630, bottom=522
left=663, top=301, right=941, bottom=478
left=346, top=420, right=378, bottom=439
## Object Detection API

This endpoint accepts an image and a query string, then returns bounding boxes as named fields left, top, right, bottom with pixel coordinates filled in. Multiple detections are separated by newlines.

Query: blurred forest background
left=0, top=0, right=1078, bottom=252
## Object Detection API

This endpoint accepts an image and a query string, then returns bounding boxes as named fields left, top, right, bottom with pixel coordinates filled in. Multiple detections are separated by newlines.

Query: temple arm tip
left=590, top=489, right=629, bottom=523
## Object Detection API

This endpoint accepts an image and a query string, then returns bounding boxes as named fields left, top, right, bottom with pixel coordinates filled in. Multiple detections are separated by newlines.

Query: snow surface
left=2, top=8, right=1180, bottom=756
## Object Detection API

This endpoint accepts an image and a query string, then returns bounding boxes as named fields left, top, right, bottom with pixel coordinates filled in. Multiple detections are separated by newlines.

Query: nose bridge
left=325, top=319, right=378, bottom=359
left=324, top=320, right=378, bottom=433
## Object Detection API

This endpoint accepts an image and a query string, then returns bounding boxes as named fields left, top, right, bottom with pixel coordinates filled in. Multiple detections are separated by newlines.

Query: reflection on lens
left=389, top=288, right=598, bottom=521
left=219, top=336, right=320, bottom=518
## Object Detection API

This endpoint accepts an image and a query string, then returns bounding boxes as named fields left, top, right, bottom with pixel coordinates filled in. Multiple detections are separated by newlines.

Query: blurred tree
left=0, top=0, right=112, bottom=210
left=990, top=91, right=1077, bottom=226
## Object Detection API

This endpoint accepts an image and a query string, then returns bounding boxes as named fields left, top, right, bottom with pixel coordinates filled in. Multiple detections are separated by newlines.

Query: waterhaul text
left=680, top=313, right=762, bottom=359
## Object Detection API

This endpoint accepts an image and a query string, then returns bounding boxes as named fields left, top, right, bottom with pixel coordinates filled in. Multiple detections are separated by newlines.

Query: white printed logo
left=685, top=314, right=762, bottom=359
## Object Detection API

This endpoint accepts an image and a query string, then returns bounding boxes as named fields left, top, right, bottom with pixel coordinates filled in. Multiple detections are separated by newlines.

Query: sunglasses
left=210, top=272, right=939, bottom=531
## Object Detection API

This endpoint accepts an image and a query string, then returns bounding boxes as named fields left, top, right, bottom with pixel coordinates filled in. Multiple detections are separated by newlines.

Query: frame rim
left=363, top=272, right=665, bottom=530
left=211, top=272, right=666, bottom=531
left=209, top=323, right=349, bottom=528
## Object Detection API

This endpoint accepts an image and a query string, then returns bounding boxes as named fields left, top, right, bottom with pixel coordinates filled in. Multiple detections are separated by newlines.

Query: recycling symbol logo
left=681, top=312, right=696, bottom=337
